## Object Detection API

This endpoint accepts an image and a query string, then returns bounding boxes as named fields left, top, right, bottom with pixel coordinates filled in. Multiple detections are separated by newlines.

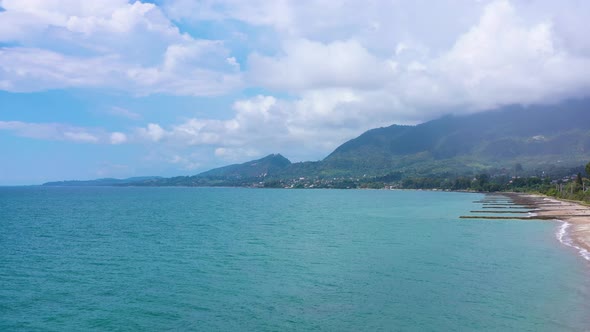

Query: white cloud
left=0, top=48, right=120, bottom=91
left=0, top=1, right=176, bottom=45
left=2, top=0, right=588, bottom=105
left=132, top=92, right=401, bottom=161
left=0, top=120, right=125, bottom=144
left=162, top=0, right=485, bottom=53
left=0, top=45, right=241, bottom=95
left=63, top=131, right=99, bottom=143
left=137, top=123, right=165, bottom=142
left=429, top=0, right=590, bottom=109
left=168, top=0, right=590, bottom=107
left=395, top=43, right=409, bottom=56
left=110, top=132, right=127, bottom=144
left=0, top=0, right=241, bottom=95
left=241, top=0, right=590, bottom=118
left=248, top=39, right=389, bottom=91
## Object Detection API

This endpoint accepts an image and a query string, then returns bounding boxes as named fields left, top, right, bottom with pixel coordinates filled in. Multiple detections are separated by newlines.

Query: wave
left=556, top=221, right=590, bottom=261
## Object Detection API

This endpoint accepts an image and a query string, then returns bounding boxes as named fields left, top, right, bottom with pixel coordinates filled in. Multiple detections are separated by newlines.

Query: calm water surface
left=1, top=187, right=589, bottom=331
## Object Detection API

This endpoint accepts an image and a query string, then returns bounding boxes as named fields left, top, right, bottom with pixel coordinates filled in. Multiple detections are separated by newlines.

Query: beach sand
left=503, top=193, right=590, bottom=260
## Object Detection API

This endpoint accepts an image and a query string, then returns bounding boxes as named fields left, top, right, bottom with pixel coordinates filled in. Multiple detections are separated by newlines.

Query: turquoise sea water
left=1, top=187, right=589, bottom=331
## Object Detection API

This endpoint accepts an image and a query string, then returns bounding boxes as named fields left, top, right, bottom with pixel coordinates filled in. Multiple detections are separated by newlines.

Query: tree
left=583, top=162, right=590, bottom=192
left=474, top=173, right=490, bottom=191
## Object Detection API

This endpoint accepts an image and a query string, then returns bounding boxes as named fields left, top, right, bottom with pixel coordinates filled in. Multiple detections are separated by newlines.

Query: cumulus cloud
left=2, top=0, right=588, bottom=106
left=244, top=1, right=590, bottom=113
left=135, top=96, right=283, bottom=147
left=137, top=123, right=166, bottom=142
left=162, top=0, right=485, bottom=52
left=389, top=0, right=590, bottom=111
left=0, top=0, right=241, bottom=95
left=133, top=92, right=399, bottom=161
left=248, top=39, right=390, bottom=91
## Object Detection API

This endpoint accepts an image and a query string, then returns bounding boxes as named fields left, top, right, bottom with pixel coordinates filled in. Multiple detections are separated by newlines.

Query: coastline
left=502, top=192, right=590, bottom=261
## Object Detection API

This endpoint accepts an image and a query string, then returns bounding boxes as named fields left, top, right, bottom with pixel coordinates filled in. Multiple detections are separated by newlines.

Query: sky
left=1, top=0, right=590, bottom=185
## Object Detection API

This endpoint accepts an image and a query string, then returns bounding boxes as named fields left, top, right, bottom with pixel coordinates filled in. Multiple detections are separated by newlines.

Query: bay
left=1, top=187, right=589, bottom=331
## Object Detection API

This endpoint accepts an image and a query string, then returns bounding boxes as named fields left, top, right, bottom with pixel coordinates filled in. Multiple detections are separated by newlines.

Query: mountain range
left=43, top=98, right=590, bottom=187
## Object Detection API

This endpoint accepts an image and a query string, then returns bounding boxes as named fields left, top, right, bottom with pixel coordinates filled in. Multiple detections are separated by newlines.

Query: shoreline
left=501, top=192, right=590, bottom=261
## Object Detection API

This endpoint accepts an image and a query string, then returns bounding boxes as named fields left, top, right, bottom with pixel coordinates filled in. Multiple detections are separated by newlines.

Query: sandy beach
left=503, top=193, right=590, bottom=260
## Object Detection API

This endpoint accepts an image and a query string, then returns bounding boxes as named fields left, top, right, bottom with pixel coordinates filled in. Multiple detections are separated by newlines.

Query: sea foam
left=556, top=221, right=590, bottom=261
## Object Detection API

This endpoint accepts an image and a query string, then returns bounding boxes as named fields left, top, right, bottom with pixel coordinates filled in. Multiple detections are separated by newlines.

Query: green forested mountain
left=198, top=153, right=292, bottom=178
left=42, top=155, right=293, bottom=187
left=321, top=99, right=590, bottom=177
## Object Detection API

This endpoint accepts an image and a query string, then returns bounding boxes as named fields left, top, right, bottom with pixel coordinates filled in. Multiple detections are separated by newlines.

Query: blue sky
left=1, top=0, right=589, bottom=185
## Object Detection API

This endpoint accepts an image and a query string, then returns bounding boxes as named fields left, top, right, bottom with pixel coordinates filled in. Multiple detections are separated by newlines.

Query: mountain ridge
left=43, top=176, right=163, bottom=186
left=197, top=153, right=291, bottom=178
left=42, top=98, right=590, bottom=186
left=320, top=99, right=590, bottom=177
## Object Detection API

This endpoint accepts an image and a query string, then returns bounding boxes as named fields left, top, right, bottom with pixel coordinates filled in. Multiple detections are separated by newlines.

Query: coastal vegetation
left=44, top=159, right=590, bottom=204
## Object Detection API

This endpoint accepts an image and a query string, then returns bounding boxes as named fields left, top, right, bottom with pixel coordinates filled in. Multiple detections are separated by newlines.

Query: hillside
left=198, top=153, right=291, bottom=178
left=322, top=99, right=590, bottom=177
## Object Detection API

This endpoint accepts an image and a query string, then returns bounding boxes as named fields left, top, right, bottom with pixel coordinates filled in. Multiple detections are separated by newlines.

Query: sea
left=1, top=187, right=589, bottom=331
